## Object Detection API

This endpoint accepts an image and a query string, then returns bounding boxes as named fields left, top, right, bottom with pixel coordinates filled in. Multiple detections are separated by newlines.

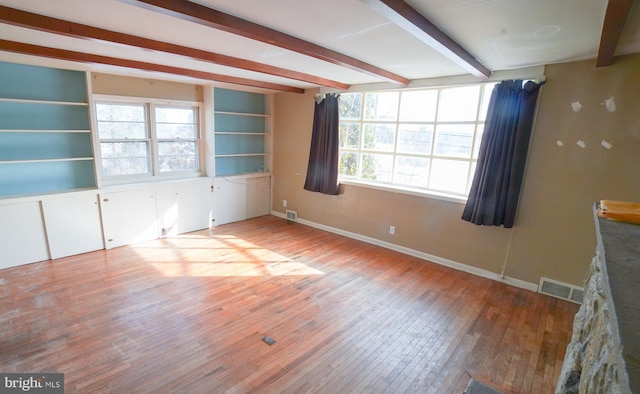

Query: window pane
left=100, top=141, right=149, bottom=158
left=364, top=124, right=395, bottom=152
left=394, top=156, right=429, bottom=187
left=158, top=141, right=199, bottom=172
left=96, top=103, right=145, bottom=122
left=399, top=90, right=437, bottom=121
left=100, top=141, right=150, bottom=176
left=361, top=153, right=393, bottom=182
left=339, top=93, right=362, bottom=120
left=339, top=123, right=361, bottom=149
left=156, top=123, right=197, bottom=139
left=101, top=157, right=149, bottom=176
left=97, top=103, right=150, bottom=177
left=158, top=141, right=198, bottom=156
left=437, top=86, right=480, bottom=121
left=429, top=159, right=469, bottom=194
left=478, top=83, right=497, bottom=121
left=397, top=124, right=433, bottom=154
left=155, top=107, right=195, bottom=123
left=97, top=121, right=147, bottom=139
left=96, top=103, right=147, bottom=140
left=159, top=155, right=198, bottom=172
left=155, top=107, right=197, bottom=139
left=364, top=92, right=399, bottom=121
left=339, top=152, right=358, bottom=176
left=434, top=124, right=475, bottom=158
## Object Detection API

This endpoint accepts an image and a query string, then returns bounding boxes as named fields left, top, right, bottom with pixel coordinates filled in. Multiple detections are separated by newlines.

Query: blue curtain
left=462, top=80, right=544, bottom=228
left=304, top=94, right=340, bottom=195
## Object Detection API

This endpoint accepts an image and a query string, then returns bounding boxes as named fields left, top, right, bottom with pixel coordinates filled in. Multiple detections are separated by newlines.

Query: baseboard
left=270, top=211, right=537, bottom=292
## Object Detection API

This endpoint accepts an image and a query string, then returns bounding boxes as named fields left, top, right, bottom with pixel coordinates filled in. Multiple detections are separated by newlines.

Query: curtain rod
left=319, top=65, right=546, bottom=94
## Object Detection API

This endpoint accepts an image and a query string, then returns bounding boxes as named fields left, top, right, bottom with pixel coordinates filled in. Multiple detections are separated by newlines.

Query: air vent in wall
left=286, top=210, right=298, bottom=221
left=538, top=277, right=583, bottom=304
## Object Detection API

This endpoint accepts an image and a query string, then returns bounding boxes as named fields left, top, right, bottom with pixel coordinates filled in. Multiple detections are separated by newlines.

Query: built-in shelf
left=0, top=157, right=94, bottom=165
left=215, top=153, right=267, bottom=158
left=213, top=88, right=271, bottom=177
left=0, top=129, right=91, bottom=133
left=214, top=111, right=269, bottom=118
left=0, top=97, right=89, bottom=106
left=0, top=60, right=96, bottom=197
left=214, top=132, right=269, bottom=135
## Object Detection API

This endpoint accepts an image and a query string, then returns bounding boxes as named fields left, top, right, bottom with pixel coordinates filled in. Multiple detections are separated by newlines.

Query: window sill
left=339, top=179, right=467, bottom=205
left=100, top=172, right=207, bottom=188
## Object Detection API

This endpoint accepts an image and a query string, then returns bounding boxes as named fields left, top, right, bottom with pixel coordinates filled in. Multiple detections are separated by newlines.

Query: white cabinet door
left=101, top=188, right=158, bottom=249
left=213, top=178, right=246, bottom=225
left=156, top=180, right=212, bottom=236
left=0, top=202, right=49, bottom=269
left=175, top=181, right=213, bottom=234
left=155, top=185, right=179, bottom=237
left=246, top=176, right=271, bottom=218
left=42, top=194, right=104, bottom=259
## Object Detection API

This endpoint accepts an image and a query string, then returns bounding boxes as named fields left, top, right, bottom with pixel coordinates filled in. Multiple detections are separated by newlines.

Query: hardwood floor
left=0, top=215, right=579, bottom=393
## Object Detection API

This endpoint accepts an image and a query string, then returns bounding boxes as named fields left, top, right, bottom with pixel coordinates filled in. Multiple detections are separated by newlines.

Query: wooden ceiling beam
left=361, top=0, right=491, bottom=78
left=0, top=39, right=305, bottom=93
left=0, top=5, right=345, bottom=90
left=596, top=0, right=634, bottom=67
left=119, top=0, right=410, bottom=85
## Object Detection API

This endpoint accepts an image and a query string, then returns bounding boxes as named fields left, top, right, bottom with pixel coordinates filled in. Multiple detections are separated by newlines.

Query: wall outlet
left=283, top=199, right=287, bottom=207
left=389, top=225, right=395, bottom=235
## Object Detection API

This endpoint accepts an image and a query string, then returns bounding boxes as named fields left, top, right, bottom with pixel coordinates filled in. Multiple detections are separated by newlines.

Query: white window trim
left=340, top=178, right=467, bottom=204
left=93, top=94, right=205, bottom=185
left=338, top=85, right=494, bottom=201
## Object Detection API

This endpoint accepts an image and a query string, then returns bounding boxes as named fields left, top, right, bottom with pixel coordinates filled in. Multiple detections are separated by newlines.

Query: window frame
left=337, top=83, right=496, bottom=203
left=93, top=95, right=204, bottom=185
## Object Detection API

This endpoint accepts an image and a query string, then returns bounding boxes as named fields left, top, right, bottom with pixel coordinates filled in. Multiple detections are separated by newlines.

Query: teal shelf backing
left=0, top=61, right=88, bottom=103
left=0, top=132, right=93, bottom=161
left=214, top=113, right=265, bottom=133
left=215, top=156, right=265, bottom=176
left=0, top=101, right=90, bottom=130
left=0, top=160, right=96, bottom=197
left=214, top=88, right=265, bottom=114
left=215, top=134, right=265, bottom=155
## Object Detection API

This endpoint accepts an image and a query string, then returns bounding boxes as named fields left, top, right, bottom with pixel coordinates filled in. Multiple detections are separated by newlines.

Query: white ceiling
left=0, top=0, right=639, bottom=91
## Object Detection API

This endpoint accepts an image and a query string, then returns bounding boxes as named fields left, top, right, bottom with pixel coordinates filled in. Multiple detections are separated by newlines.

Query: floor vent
left=285, top=210, right=298, bottom=221
left=538, top=277, right=583, bottom=304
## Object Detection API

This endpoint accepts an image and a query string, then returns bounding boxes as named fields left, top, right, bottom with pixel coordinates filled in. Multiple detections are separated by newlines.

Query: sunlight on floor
left=130, top=233, right=325, bottom=277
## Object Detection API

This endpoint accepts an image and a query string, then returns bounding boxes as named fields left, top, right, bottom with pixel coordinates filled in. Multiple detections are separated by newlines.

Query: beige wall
left=91, top=73, right=203, bottom=101
left=272, top=53, right=640, bottom=287
left=503, top=53, right=640, bottom=284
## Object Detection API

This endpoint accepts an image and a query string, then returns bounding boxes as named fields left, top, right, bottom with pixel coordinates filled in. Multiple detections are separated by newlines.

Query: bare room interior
left=1, top=0, right=639, bottom=393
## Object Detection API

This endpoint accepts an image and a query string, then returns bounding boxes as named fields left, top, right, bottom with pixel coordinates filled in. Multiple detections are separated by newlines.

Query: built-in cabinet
left=155, top=181, right=213, bottom=237
left=99, top=179, right=213, bottom=249
left=0, top=178, right=214, bottom=268
left=0, top=201, right=49, bottom=269
left=100, top=188, right=159, bottom=249
left=213, top=175, right=271, bottom=225
left=0, top=61, right=274, bottom=270
left=41, top=194, right=104, bottom=259
left=212, top=88, right=272, bottom=225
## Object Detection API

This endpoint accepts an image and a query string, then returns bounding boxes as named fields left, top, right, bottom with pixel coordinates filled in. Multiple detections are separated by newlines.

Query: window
left=96, top=99, right=201, bottom=180
left=338, top=83, right=495, bottom=198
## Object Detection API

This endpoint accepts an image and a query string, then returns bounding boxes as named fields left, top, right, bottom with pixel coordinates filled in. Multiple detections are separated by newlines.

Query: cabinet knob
left=103, top=198, right=109, bottom=202
left=108, top=238, right=113, bottom=242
